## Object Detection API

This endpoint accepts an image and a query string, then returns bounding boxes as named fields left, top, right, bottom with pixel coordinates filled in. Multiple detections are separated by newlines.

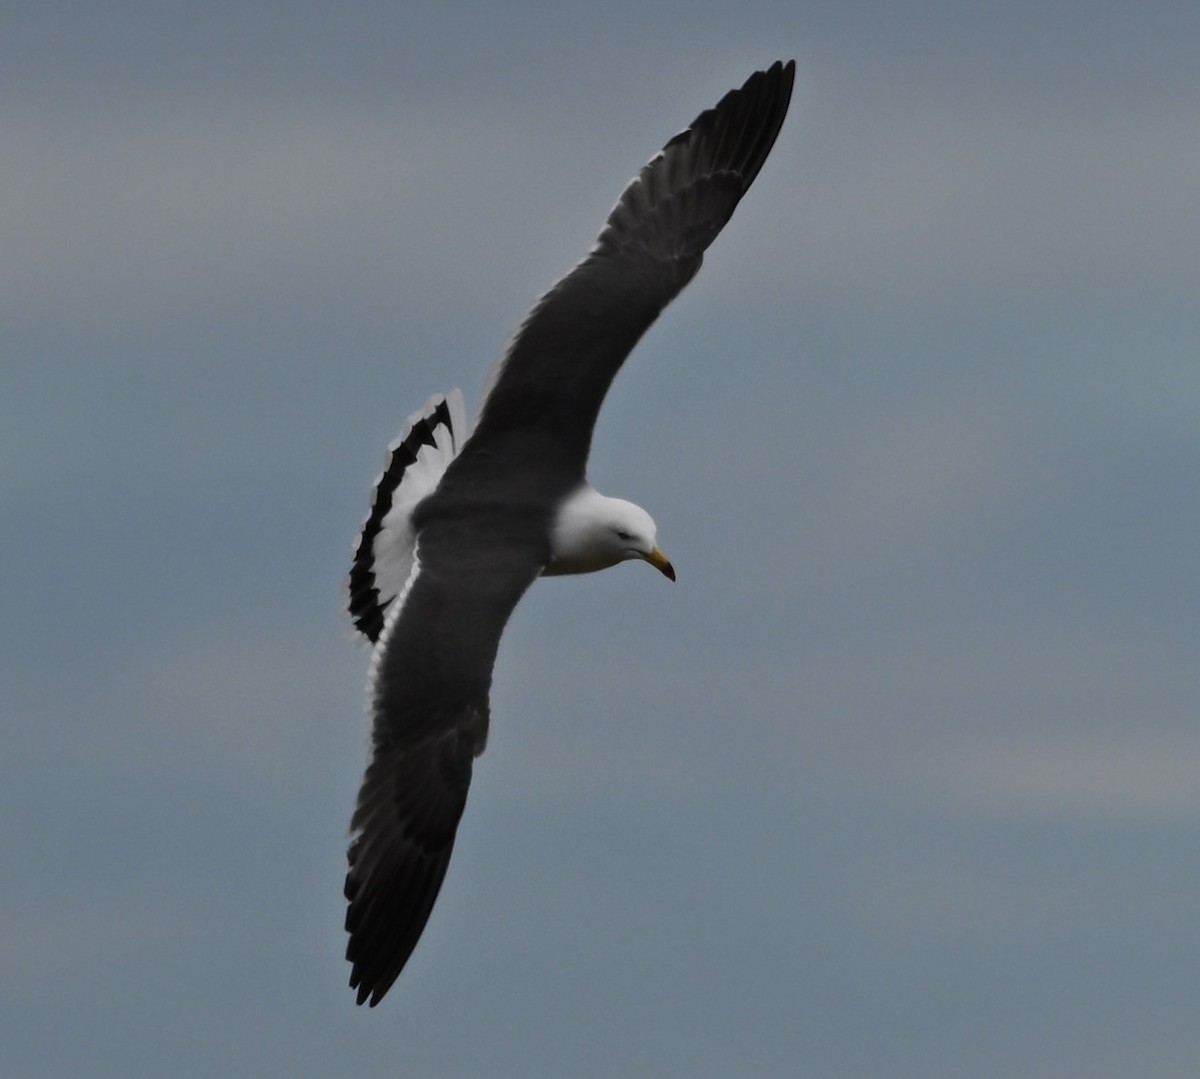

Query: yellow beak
left=644, top=546, right=676, bottom=581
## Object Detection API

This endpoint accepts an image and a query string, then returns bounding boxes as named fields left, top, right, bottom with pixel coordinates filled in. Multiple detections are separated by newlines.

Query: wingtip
left=351, top=977, right=383, bottom=1008
left=347, top=950, right=398, bottom=1007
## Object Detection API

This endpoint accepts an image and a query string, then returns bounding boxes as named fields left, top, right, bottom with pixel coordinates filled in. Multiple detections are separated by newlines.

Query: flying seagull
left=344, top=60, right=795, bottom=1006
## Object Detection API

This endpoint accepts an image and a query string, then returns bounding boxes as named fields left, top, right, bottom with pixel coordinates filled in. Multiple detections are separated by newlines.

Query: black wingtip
left=600, top=59, right=796, bottom=266
left=684, top=59, right=796, bottom=193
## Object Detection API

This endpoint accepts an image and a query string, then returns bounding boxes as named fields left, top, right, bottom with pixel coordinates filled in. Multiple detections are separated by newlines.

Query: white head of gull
left=544, top=486, right=675, bottom=579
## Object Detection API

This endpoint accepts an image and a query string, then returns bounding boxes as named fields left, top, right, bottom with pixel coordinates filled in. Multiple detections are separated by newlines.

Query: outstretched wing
left=469, top=60, right=795, bottom=480
left=344, top=513, right=547, bottom=1006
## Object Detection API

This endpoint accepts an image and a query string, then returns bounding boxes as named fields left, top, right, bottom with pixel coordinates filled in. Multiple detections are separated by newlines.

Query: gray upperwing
left=469, top=61, right=795, bottom=477
left=345, top=512, right=546, bottom=1005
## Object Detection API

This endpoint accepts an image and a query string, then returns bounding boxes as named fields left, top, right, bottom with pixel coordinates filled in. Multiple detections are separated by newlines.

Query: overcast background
left=4, top=2, right=1198, bottom=1076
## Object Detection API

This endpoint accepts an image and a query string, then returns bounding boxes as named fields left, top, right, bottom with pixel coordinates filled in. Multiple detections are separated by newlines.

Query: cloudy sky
left=4, top=2, right=1198, bottom=1075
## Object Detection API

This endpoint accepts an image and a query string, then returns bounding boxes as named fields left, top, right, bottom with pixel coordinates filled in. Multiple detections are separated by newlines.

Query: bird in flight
left=344, top=60, right=795, bottom=1006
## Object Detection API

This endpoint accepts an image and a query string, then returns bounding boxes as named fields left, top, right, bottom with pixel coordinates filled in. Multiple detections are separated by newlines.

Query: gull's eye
left=614, top=529, right=634, bottom=542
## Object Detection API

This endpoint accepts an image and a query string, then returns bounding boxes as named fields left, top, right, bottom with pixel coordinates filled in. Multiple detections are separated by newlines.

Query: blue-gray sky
left=4, top=2, right=1199, bottom=1075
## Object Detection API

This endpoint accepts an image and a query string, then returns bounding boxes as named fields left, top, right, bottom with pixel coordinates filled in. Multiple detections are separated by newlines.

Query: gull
left=344, top=60, right=795, bottom=1005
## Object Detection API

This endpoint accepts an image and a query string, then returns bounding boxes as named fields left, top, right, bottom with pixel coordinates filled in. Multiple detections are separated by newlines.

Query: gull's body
left=344, top=61, right=795, bottom=1006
